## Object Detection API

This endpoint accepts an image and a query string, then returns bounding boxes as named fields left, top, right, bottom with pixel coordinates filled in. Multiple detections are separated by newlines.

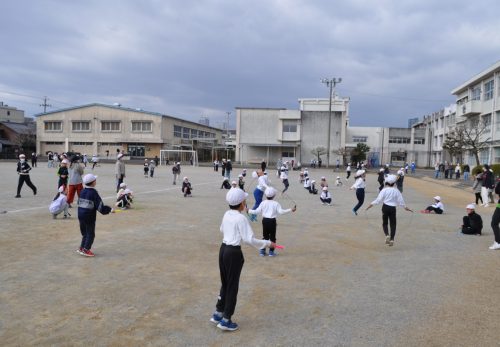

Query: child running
left=280, top=163, right=290, bottom=193
left=248, top=187, right=296, bottom=256
left=77, top=174, right=113, bottom=257
left=366, top=174, right=413, bottom=246
left=350, top=169, right=366, bottom=215
left=250, top=169, right=270, bottom=222
left=210, top=188, right=276, bottom=331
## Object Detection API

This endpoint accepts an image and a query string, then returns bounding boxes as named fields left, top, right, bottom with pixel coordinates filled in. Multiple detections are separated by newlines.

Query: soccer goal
left=160, top=149, right=198, bottom=166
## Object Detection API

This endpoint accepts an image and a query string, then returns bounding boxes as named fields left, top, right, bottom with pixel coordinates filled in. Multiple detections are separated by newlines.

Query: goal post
left=160, top=149, right=198, bottom=166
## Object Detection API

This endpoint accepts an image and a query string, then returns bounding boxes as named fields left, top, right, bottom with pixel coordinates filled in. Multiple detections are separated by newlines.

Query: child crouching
left=182, top=177, right=193, bottom=197
left=320, top=186, right=332, bottom=205
left=49, top=185, right=70, bottom=219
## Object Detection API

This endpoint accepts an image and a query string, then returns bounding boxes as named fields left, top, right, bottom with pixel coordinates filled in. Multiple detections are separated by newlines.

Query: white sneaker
left=484, top=204, right=490, bottom=208
left=489, top=242, right=500, bottom=250
left=385, top=235, right=390, bottom=245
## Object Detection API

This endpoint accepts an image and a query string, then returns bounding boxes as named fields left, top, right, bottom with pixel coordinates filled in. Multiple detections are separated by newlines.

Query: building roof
left=451, top=60, right=500, bottom=95
left=0, top=121, right=35, bottom=134
left=34, top=103, right=223, bottom=132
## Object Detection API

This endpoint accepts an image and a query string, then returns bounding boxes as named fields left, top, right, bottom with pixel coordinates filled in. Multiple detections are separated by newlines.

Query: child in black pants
left=77, top=174, right=113, bottom=257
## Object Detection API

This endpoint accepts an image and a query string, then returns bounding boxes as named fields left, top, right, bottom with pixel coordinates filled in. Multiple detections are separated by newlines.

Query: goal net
left=160, top=149, right=198, bottom=166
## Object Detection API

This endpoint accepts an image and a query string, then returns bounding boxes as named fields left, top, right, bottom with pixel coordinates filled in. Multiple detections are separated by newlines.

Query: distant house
left=0, top=121, right=36, bottom=158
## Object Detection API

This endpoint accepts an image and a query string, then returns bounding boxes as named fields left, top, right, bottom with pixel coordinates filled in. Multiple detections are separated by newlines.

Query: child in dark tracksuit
left=77, top=174, right=112, bottom=257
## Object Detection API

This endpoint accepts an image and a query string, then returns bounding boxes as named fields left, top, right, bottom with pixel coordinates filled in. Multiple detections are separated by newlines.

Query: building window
left=174, top=125, right=182, bottom=137
left=132, top=121, right=152, bottom=132
left=70, top=142, right=93, bottom=145
left=352, top=136, right=367, bottom=143
left=472, top=85, right=481, bottom=100
left=282, top=121, right=297, bottom=133
left=182, top=127, right=190, bottom=139
left=99, top=142, right=122, bottom=146
left=484, top=80, right=494, bottom=100
left=72, top=121, right=91, bottom=132
left=495, top=148, right=500, bottom=163
left=414, top=138, right=425, bottom=145
left=45, top=141, right=64, bottom=145
left=101, top=121, right=121, bottom=132
left=44, top=121, right=62, bottom=132
left=483, top=114, right=491, bottom=132
left=388, top=137, right=411, bottom=144
left=282, top=150, right=295, bottom=158
left=191, top=129, right=199, bottom=138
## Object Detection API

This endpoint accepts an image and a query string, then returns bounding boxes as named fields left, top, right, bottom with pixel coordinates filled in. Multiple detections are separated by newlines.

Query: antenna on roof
left=40, top=96, right=52, bottom=113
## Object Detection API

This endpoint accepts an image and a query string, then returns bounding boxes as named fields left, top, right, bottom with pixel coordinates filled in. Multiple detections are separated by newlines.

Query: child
left=299, top=171, right=305, bottom=183
left=366, top=174, right=412, bottom=246
left=335, top=176, right=343, bottom=187
left=241, top=169, right=247, bottom=178
left=238, top=174, right=245, bottom=191
left=149, top=159, right=156, bottom=178
left=49, top=185, right=70, bottom=219
left=422, top=196, right=444, bottom=214
left=320, top=186, right=332, bottom=205
left=172, top=162, right=180, bottom=185
left=303, top=176, right=311, bottom=191
left=472, top=174, right=483, bottom=205
left=77, top=174, right=113, bottom=257
left=15, top=154, right=37, bottom=198
left=320, top=176, right=328, bottom=189
left=250, top=169, right=270, bottom=222
left=57, top=159, right=69, bottom=189
left=220, top=177, right=231, bottom=189
left=280, top=164, right=290, bottom=193
left=248, top=187, right=296, bottom=256
left=350, top=169, right=366, bottom=215
left=396, top=168, right=405, bottom=193
left=309, top=180, right=318, bottom=194
left=377, top=168, right=385, bottom=191
left=117, top=182, right=127, bottom=197
left=210, top=188, right=276, bottom=331
left=143, top=159, right=149, bottom=177
left=116, top=188, right=134, bottom=209
left=461, top=203, right=482, bottom=235
left=182, top=177, right=193, bottom=197
left=231, top=180, right=238, bottom=189
left=303, top=168, right=309, bottom=178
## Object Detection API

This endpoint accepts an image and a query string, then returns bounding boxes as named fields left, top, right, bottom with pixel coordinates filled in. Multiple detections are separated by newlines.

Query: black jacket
left=17, top=161, right=32, bottom=175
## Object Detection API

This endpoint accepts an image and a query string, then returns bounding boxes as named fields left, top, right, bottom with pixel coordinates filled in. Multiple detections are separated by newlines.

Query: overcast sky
left=1, top=0, right=499, bottom=128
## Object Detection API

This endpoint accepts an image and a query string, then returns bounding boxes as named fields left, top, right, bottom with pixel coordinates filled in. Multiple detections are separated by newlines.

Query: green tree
left=350, top=143, right=370, bottom=163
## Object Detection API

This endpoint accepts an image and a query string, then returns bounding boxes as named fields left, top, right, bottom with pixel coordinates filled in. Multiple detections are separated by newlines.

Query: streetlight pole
left=321, top=77, right=342, bottom=168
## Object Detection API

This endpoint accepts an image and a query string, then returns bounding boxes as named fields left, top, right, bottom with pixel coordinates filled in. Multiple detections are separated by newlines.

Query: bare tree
left=447, top=119, right=490, bottom=166
left=333, top=147, right=349, bottom=165
left=311, top=146, right=327, bottom=163
left=13, top=126, right=36, bottom=153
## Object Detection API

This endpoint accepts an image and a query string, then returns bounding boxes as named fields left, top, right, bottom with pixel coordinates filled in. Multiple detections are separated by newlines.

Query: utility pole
left=320, top=78, right=342, bottom=168
left=40, top=96, right=52, bottom=113
left=226, top=112, right=231, bottom=137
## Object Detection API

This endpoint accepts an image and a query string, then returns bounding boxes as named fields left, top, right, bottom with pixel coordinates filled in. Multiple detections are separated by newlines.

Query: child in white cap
left=422, top=196, right=444, bottom=214
left=116, top=188, right=134, bottom=209
left=320, top=176, right=328, bottom=189
left=320, top=186, right=332, bottom=205
left=350, top=169, right=366, bottom=215
left=238, top=174, right=245, bottom=191
left=366, top=174, right=413, bottom=246
left=57, top=159, right=70, bottom=189
left=335, top=176, right=343, bottom=187
left=15, top=154, right=37, bottom=198
left=77, top=174, right=113, bottom=257
left=248, top=187, right=296, bottom=256
left=309, top=180, right=318, bottom=194
left=210, top=188, right=276, bottom=331
left=49, top=185, right=70, bottom=219
left=149, top=159, right=156, bottom=177
left=461, top=204, right=482, bottom=235
left=280, top=164, right=290, bottom=193
left=182, top=177, right=193, bottom=197
left=143, top=159, right=149, bottom=177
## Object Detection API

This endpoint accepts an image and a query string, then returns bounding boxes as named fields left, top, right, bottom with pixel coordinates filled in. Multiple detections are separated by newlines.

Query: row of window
left=44, top=120, right=153, bottom=133
left=173, top=125, right=216, bottom=139
left=471, top=77, right=499, bottom=101
left=389, top=137, right=411, bottom=144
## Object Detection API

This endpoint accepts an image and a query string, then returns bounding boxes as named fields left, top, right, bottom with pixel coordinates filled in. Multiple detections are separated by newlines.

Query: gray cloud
left=0, top=0, right=499, bottom=127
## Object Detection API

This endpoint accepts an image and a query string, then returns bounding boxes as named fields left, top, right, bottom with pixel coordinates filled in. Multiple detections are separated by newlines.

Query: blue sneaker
left=217, top=319, right=239, bottom=331
left=268, top=250, right=277, bottom=257
left=259, top=248, right=266, bottom=257
left=210, top=313, right=222, bottom=324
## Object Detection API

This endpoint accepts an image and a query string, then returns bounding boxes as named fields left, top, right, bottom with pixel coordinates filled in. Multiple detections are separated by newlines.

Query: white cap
left=223, top=177, right=229, bottom=181
left=119, top=182, right=126, bottom=188
left=183, top=177, right=188, bottom=181
left=177, top=162, right=180, bottom=165
left=311, top=180, right=316, bottom=183
left=356, top=170, right=365, bottom=176
left=61, top=159, right=70, bottom=164
left=379, top=168, right=384, bottom=172
left=264, top=187, right=277, bottom=198
left=336, top=176, right=340, bottom=179
left=238, top=174, right=243, bottom=178
left=251, top=171, right=258, bottom=178
left=231, top=180, right=237, bottom=186
left=124, top=189, right=132, bottom=194
left=321, top=176, right=326, bottom=179
left=385, top=174, right=397, bottom=184
left=322, top=186, right=328, bottom=191
left=434, top=196, right=441, bottom=201
left=117, top=153, right=124, bottom=159
left=466, top=203, right=475, bottom=209
left=83, top=173, right=97, bottom=185
left=19, top=154, right=26, bottom=158
left=228, top=159, right=231, bottom=162
left=58, top=186, right=65, bottom=193
left=226, top=188, right=248, bottom=205
left=243, top=169, right=247, bottom=171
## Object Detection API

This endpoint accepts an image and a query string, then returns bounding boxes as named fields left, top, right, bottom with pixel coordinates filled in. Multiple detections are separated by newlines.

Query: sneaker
left=268, top=250, right=277, bottom=257
left=33, top=188, right=37, bottom=195
left=388, top=240, right=394, bottom=247
left=15, top=195, right=21, bottom=198
left=63, top=215, right=68, bottom=219
left=217, top=319, right=239, bottom=331
left=385, top=235, right=390, bottom=245
left=352, top=209, right=357, bottom=216
left=210, top=313, right=223, bottom=324
left=489, top=242, right=500, bottom=250
left=76, top=247, right=84, bottom=255
left=81, top=249, right=95, bottom=257
left=259, top=248, right=266, bottom=257
left=484, top=204, right=490, bottom=208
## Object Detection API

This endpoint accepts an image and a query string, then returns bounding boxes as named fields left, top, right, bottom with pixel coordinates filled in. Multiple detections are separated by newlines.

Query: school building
left=35, top=103, right=224, bottom=161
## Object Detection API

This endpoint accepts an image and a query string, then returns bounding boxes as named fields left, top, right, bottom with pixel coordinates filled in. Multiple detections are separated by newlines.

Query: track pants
left=382, top=204, right=397, bottom=240
left=491, top=207, right=500, bottom=243
left=79, top=219, right=96, bottom=250
left=67, top=183, right=83, bottom=204
left=17, top=175, right=37, bottom=196
left=353, top=188, right=365, bottom=212
left=252, top=188, right=264, bottom=210
left=262, top=217, right=277, bottom=252
left=216, top=244, right=244, bottom=320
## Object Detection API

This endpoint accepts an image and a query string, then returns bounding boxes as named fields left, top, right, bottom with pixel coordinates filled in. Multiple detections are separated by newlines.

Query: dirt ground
left=1, top=162, right=499, bottom=346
